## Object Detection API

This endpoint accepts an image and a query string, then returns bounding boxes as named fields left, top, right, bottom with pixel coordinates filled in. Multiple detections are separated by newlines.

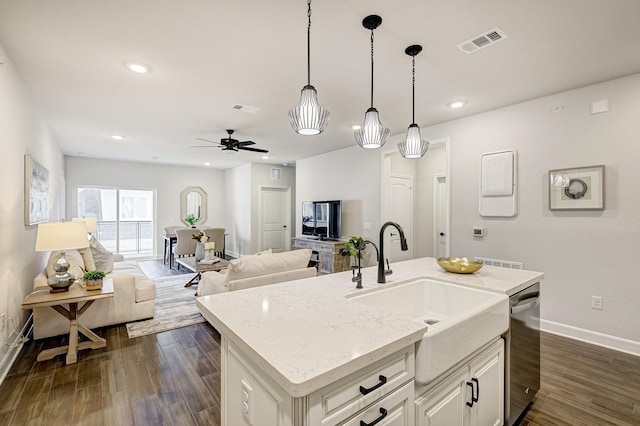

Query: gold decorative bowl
left=436, top=257, right=484, bottom=274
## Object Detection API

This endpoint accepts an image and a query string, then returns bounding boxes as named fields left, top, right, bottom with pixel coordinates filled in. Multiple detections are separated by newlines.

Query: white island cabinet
left=415, top=339, right=504, bottom=426
left=196, top=256, right=543, bottom=426
left=224, top=338, right=416, bottom=426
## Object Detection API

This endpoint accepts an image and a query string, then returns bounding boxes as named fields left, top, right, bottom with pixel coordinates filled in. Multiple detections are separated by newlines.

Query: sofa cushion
left=46, top=250, right=85, bottom=280
left=226, top=249, right=312, bottom=281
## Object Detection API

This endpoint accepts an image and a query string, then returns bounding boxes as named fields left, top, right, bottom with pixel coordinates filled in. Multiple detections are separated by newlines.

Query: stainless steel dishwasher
left=505, top=282, right=541, bottom=425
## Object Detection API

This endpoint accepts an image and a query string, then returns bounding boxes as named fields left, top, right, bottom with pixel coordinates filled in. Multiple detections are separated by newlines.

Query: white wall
left=296, top=73, right=640, bottom=350
left=0, top=43, right=64, bottom=368
left=225, top=163, right=252, bottom=257
left=296, top=145, right=382, bottom=242
left=64, top=157, right=225, bottom=258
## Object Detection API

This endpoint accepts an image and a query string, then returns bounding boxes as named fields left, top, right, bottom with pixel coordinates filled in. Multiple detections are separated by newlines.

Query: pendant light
left=354, top=15, right=389, bottom=149
left=288, top=0, right=329, bottom=136
left=398, top=45, right=429, bottom=158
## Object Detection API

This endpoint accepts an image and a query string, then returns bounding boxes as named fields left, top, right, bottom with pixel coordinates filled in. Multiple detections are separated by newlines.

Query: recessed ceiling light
left=204, top=162, right=210, bottom=166
left=111, top=134, right=124, bottom=140
left=78, top=152, right=86, bottom=156
left=125, top=61, right=150, bottom=74
left=262, top=155, right=270, bottom=160
left=351, top=125, right=361, bottom=130
left=448, top=100, right=467, bottom=109
left=283, top=163, right=289, bottom=166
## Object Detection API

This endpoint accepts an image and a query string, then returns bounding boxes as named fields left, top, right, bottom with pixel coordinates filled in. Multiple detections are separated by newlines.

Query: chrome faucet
left=378, top=222, right=408, bottom=283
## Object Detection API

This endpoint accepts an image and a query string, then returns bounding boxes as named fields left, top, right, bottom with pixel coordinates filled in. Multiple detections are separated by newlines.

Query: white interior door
left=260, top=187, right=291, bottom=253
left=433, top=174, right=449, bottom=258
left=387, top=175, right=413, bottom=262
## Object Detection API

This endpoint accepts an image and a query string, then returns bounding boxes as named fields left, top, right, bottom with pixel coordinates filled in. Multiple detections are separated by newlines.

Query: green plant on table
left=339, top=236, right=367, bottom=259
left=185, top=213, right=198, bottom=226
left=83, top=270, right=106, bottom=281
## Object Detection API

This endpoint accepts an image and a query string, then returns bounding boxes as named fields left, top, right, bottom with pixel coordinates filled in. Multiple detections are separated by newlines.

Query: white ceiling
left=1, top=0, right=639, bottom=170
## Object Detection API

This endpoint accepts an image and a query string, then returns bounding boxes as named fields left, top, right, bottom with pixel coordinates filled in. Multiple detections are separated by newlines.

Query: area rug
left=126, top=273, right=205, bottom=338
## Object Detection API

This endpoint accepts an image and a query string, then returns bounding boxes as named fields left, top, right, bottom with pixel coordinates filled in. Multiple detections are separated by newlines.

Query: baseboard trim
left=0, top=314, right=33, bottom=386
left=541, top=319, right=640, bottom=357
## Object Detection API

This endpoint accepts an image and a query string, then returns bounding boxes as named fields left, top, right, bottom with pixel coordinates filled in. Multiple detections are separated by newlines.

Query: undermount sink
left=348, top=278, right=509, bottom=385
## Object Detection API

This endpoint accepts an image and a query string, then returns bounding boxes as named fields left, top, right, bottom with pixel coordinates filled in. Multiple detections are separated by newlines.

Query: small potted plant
left=185, top=213, right=198, bottom=227
left=83, top=270, right=106, bottom=290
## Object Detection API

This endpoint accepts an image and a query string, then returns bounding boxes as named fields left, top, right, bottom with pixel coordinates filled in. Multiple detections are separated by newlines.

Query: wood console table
left=291, top=237, right=350, bottom=274
left=22, top=279, right=114, bottom=364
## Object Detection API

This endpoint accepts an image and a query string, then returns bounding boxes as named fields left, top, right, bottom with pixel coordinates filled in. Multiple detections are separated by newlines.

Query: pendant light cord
left=370, top=30, right=375, bottom=108
left=307, top=0, right=312, bottom=86
left=411, top=55, right=416, bottom=123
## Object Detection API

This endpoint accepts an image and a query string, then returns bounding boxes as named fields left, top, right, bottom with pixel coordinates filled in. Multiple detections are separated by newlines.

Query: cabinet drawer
left=343, top=381, right=414, bottom=426
left=309, top=346, right=415, bottom=426
left=293, top=239, right=311, bottom=249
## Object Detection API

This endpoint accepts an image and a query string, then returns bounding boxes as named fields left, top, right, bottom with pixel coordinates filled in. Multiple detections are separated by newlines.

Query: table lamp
left=72, top=217, right=98, bottom=242
left=35, top=221, right=90, bottom=292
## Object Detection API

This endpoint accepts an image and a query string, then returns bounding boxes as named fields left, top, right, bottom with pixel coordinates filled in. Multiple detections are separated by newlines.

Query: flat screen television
left=302, top=200, right=341, bottom=240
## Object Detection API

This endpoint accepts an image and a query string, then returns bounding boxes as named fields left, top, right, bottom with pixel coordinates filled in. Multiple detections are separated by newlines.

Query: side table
left=22, top=278, right=114, bottom=364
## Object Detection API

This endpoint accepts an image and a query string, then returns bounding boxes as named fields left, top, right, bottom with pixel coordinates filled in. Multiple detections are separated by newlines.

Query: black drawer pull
left=360, top=407, right=388, bottom=426
left=472, top=377, right=479, bottom=403
left=359, top=375, right=387, bottom=395
left=466, top=381, right=475, bottom=407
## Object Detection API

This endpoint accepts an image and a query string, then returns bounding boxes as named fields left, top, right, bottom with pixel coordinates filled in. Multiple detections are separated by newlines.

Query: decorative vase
left=85, top=278, right=103, bottom=290
left=195, top=242, right=205, bottom=261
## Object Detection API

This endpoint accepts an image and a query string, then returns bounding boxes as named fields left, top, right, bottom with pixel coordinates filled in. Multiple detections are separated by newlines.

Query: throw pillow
left=90, top=239, right=114, bottom=273
left=46, top=250, right=85, bottom=281
left=77, top=247, right=96, bottom=271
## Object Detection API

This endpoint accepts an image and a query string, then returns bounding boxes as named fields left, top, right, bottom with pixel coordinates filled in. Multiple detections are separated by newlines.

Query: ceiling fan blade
left=237, top=141, right=256, bottom=146
left=196, top=137, right=218, bottom=144
left=238, top=146, right=269, bottom=153
left=190, top=145, right=220, bottom=148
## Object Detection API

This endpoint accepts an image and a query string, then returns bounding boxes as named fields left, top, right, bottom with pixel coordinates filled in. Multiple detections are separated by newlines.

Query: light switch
left=590, top=99, right=609, bottom=115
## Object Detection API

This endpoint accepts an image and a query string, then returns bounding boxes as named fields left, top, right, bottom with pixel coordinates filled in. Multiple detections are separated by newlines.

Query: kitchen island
left=196, top=257, right=544, bottom=425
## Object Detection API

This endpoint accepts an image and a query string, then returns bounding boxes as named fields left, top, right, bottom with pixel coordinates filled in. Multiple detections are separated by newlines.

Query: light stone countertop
left=196, top=256, right=544, bottom=397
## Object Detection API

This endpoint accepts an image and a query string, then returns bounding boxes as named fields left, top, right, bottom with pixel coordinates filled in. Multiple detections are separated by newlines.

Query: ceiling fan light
left=222, top=147, right=237, bottom=155
left=398, top=124, right=429, bottom=158
left=288, top=85, right=330, bottom=136
left=354, top=107, right=390, bottom=149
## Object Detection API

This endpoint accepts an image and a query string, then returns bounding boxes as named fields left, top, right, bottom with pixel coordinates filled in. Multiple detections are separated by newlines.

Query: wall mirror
left=180, top=186, right=207, bottom=226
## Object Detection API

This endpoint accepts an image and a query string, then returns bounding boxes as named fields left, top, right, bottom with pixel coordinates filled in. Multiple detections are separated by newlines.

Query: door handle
left=283, top=225, right=287, bottom=228
left=440, top=232, right=445, bottom=236
left=389, top=232, right=397, bottom=237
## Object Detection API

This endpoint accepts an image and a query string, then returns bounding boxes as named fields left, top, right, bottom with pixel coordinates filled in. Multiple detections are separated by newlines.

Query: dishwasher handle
left=511, top=292, right=540, bottom=315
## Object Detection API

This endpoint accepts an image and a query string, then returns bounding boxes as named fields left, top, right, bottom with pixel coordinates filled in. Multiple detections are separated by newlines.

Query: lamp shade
left=35, top=222, right=90, bottom=252
left=354, top=107, right=390, bottom=149
left=288, top=85, right=330, bottom=135
left=398, top=124, right=429, bottom=158
left=72, top=217, right=97, bottom=233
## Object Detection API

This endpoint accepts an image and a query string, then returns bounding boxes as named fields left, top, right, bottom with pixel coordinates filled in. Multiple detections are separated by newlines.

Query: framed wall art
left=548, top=165, right=604, bottom=210
left=24, top=154, right=50, bottom=225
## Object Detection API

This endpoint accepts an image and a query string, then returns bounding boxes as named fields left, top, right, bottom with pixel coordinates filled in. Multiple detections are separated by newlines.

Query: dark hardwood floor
left=1, top=260, right=638, bottom=425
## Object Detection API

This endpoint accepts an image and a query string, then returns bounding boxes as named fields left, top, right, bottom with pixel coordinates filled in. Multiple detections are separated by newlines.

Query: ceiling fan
left=191, top=129, right=268, bottom=153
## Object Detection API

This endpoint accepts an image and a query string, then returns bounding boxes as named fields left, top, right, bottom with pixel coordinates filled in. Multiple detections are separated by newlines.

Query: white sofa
left=32, top=252, right=156, bottom=339
left=197, top=249, right=316, bottom=296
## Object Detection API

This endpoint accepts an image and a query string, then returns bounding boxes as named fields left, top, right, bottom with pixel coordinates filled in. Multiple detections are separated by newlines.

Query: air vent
left=231, top=104, right=261, bottom=114
left=457, top=27, right=508, bottom=54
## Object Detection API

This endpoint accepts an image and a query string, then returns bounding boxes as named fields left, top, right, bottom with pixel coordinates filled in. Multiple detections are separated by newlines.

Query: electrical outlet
left=591, top=296, right=604, bottom=310
left=241, top=379, right=253, bottom=423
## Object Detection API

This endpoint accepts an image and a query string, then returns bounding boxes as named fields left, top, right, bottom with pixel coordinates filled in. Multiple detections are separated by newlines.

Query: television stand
left=291, top=237, right=349, bottom=275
